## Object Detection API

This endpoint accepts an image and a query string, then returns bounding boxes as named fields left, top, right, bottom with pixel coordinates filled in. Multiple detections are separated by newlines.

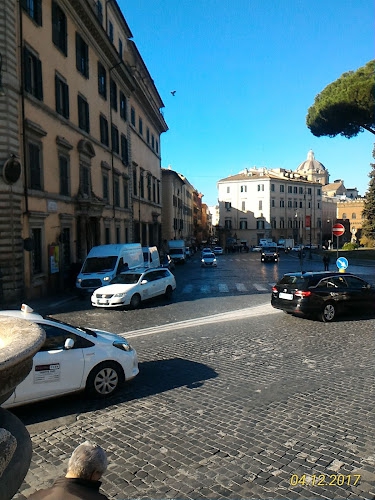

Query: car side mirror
left=141, top=279, right=148, bottom=285
left=64, top=338, right=74, bottom=350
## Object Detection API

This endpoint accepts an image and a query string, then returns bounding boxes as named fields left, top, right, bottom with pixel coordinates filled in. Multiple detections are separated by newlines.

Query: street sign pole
left=332, top=223, right=345, bottom=261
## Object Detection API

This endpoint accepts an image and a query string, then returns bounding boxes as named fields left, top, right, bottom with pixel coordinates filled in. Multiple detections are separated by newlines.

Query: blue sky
left=119, top=0, right=375, bottom=206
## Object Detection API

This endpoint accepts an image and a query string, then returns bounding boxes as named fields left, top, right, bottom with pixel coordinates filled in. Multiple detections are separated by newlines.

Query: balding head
left=66, top=441, right=108, bottom=481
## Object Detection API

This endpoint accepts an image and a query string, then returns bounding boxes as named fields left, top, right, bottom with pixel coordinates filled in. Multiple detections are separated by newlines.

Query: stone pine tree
left=361, top=144, right=375, bottom=246
left=306, top=60, right=375, bottom=138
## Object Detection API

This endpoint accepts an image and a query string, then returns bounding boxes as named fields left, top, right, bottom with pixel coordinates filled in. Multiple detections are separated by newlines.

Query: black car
left=261, top=247, right=279, bottom=263
left=271, top=271, right=375, bottom=322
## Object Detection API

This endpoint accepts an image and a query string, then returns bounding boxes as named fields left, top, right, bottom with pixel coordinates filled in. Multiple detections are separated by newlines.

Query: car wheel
left=86, top=362, right=123, bottom=398
left=165, top=285, right=173, bottom=299
left=321, top=302, right=336, bottom=322
left=130, top=293, right=141, bottom=309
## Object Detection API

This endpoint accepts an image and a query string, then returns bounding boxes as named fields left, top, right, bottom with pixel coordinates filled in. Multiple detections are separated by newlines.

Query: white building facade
left=217, top=167, right=323, bottom=247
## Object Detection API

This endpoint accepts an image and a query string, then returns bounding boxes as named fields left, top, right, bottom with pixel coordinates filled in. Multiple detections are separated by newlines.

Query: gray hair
left=67, top=441, right=108, bottom=480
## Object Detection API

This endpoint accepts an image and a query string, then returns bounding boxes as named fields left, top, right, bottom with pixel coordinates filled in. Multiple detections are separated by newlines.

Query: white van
left=142, top=246, right=160, bottom=269
left=76, top=243, right=143, bottom=294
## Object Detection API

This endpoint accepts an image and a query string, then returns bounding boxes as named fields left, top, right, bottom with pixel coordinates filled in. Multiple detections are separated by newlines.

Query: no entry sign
left=332, top=223, right=345, bottom=237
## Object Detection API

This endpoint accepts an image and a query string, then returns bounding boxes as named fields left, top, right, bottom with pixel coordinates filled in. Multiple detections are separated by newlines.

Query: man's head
left=66, top=441, right=108, bottom=482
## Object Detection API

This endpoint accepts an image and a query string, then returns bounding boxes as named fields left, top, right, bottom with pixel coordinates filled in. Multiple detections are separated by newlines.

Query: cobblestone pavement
left=12, top=299, right=375, bottom=500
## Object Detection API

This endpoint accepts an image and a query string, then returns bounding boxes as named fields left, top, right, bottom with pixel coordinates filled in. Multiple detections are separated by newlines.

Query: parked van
left=142, top=246, right=160, bottom=269
left=76, top=243, right=143, bottom=294
left=168, top=240, right=186, bottom=264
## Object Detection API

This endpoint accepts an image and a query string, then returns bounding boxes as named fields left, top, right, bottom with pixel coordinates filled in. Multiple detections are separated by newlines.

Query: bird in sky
left=171, top=90, right=176, bottom=96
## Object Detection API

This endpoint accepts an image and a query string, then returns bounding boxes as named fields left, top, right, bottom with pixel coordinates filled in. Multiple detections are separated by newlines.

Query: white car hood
left=93, top=329, right=129, bottom=343
left=93, top=283, right=137, bottom=295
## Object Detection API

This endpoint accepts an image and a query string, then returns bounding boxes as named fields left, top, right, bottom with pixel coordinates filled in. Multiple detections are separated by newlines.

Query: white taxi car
left=0, top=305, right=139, bottom=408
left=91, top=268, right=176, bottom=309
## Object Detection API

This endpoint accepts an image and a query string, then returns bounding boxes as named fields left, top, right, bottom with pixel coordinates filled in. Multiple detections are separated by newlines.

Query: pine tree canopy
left=306, top=60, right=375, bottom=138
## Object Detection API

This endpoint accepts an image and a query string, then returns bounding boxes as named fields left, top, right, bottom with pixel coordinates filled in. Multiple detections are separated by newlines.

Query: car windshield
left=169, top=249, right=183, bottom=255
left=279, top=275, right=308, bottom=286
left=44, top=317, right=98, bottom=337
left=110, top=273, right=142, bottom=285
left=82, top=256, right=117, bottom=273
left=204, top=253, right=215, bottom=258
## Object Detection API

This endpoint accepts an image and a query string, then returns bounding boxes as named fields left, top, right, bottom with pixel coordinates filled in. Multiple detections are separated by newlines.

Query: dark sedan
left=271, top=271, right=375, bottom=322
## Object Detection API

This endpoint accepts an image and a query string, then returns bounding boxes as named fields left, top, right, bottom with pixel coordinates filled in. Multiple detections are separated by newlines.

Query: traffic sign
left=332, top=223, right=345, bottom=237
left=336, top=257, right=348, bottom=270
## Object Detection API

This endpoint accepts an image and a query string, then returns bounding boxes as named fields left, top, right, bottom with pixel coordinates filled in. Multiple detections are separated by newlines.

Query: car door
left=12, top=323, right=88, bottom=405
left=143, top=270, right=161, bottom=298
left=343, top=275, right=374, bottom=310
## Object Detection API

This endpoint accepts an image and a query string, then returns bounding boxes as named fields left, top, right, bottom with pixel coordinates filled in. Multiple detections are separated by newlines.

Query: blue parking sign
left=336, top=257, right=348, bottom=270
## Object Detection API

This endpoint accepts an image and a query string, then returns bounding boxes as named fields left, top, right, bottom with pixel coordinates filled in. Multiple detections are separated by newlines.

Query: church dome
left=295, top=150, right=329, bottom=185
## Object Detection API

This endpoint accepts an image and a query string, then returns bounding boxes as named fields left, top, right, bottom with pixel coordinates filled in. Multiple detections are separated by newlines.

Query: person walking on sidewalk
left=323, top=253, right=330, bottom=271
left=27, top=441, right=109, bottom=500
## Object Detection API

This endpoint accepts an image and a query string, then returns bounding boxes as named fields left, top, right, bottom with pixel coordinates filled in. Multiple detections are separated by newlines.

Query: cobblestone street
left=12, top=301, right=375, bottom=500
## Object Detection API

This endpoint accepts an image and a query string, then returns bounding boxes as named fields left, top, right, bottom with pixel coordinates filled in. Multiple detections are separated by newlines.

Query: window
left=131, top=106, right=135, bottom=126
left=157, top=181, right=160, bottom=204
left=24, top=47, right=43, bottom=100
left=256, top=220, right=265, bottom=230
left=288, top=186, right=292, bottom=193
left=299, top=201, right=303, bottom=208
left=299, top=187, right=304, bottom=194
left=102, top=172, right=109, bottom=201
left=59, top=155, right=69, bottom=196
left=156, top=140, right=159, bottom=154
left=352, top=213, right=356, bottom=219
left=116, top=226, right=120, bottom=243
left=152, top=177, right=156, bottom=202
left=242, top=201, right=245, bottom=211
left=151, top=134, right=155, bottom=149
left=28, top=142, right=42, bottom=190
left=288, top=219, right=293, bottom=228
left=257, top=184, right=264, bottom=191
left=226, top=186, right=230, bottom=194
left=80, top=164, right=90, bottom=196
left=76, top=33, right=89, bottom=78
left=147, top=174, right=152, bottom=200
left=100, top=115, right=109, bottom=146
left=110, top=79, right=117, bottom=110
left=98, top=62, right=106, bottom=98
left=31, top=228, right=43, bottom=274
left=118, top=39, right=123, bottom=59
left=111, top=124, right=119, bottom=153
left=317, top=188, right=321, bottom=196
left=146, top=127, right=150, bottom=143
left=139, top=117, right=143, bottom=135
left=120, top=91, right=127, bottom=120
left=225, top=201, right=231, bottom=211
left=55, top=74, right=69, bottom=118
left=279, top=218, right=285, bottom=229
left=308, top=188, right=312, bottom=195
left=239, top=220, right=247, bottom=230
left=271, top=184, right=275, bottom=192
left=280, top=185, right=284, bottom=193
left=294, top=201, right=298, bottom=208
left=96, top=0, right=103, bottom=24
left=241, top=185, right=247, bottom=193
left=52, top=2, right=67, bottom=55
left=21, top=0, right=42, bottom=24
left=280, top=199, right=285, bottom=207
left=224, top=219, right=232, bottom=229
left=342, top=213, right=347, bottom=219
left=271, top=219, right=276, bottom=229
left=140, top=170, right=144, bottom=198
left=133, top=168, right=137, bottom=196
left=114, top=176, right=120, bottom=207
left=77, top=95, right=89, bottom=132
left=123, top=180, right=129, bottom=208
left=121, top=134, right=128, bottom=164
left=288, top=200, right=292, bottom=208
left=293, top=186, right=297, bottom=194
left=108, top=20, right=114, bottom=43
left=259, top=200, right=262, bottom=210
left=271, top=199, right=275, bottom=207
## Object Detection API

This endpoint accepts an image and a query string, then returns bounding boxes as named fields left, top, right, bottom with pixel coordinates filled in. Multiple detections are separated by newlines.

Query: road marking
left=236, top=283, right=247, bottom=292
left=122, top=302, right=281, bottom=338
left=218, top=283, right=229, bottom=292
left=253, top=283, right=269, bottom=291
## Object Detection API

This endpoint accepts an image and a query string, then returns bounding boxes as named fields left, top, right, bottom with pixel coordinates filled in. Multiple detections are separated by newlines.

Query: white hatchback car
left=201, top=252, right=217, bottom=267
left=92, top=268, right=176, bottom=309
left=0, top=305, right=139, bottom=408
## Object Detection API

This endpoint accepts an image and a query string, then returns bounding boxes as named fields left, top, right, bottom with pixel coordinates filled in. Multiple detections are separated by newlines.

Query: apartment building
left=217, top=167, right=323, bottom=247
left=0, top=0, right=167, bottom=300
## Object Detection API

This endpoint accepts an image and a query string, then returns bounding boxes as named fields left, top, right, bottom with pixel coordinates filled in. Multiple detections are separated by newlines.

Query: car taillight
left=272, top=286, right=278, bottom=292
left=295, top=290, right=312, bottom=297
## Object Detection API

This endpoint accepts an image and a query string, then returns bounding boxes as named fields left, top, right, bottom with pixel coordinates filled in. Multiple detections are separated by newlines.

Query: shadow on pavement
left=11, top=357, right=218, bottom=427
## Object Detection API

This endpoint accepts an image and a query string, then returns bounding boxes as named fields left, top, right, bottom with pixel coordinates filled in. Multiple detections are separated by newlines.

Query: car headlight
left=76, top=278, right=82, bottom=283
left=113, top=340, right=133, bottom=352
left=113, top=292, right=126, bottom=298
left=103, top=276, right=111, bottom=281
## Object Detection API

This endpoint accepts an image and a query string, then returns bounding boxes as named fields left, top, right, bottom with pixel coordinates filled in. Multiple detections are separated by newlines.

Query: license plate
left=98, top=299, right=108, bottom=304
left=279, top=292, right=293, bottom=300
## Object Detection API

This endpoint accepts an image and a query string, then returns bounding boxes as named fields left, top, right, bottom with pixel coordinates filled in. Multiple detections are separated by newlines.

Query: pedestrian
left=27, top=441, right=109, bottom=500
left=323, top=253, right=330, bottom=271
